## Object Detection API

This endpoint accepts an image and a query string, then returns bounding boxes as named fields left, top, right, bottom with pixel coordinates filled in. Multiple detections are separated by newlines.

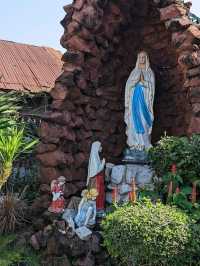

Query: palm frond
left=0, top=127, right=38, bottom=189
left=0, top=91, right=21, bottom=129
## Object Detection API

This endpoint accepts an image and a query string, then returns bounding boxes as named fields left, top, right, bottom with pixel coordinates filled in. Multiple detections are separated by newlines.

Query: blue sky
left=0, top=0, right=72, bottom=51
left=0, top=0, right=199, bottom=52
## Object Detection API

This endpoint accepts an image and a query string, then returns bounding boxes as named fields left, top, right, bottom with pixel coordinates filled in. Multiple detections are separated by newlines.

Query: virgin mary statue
left=124, top=51, right=155, bottom=151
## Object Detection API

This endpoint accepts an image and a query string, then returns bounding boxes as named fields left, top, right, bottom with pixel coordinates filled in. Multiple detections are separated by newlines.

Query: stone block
left=119, top=193, right=129, bottom=203
left=189, top=87, right=200, bottom=103
left=160, top=4, right=186, bottom=21
left=125, top=164, right=138, bottom=184
left=188, top=117, right=200, bottom=134
left=187, top=67, right=200, bottom=78
left=67, top=35, right=99, bottom=55
left=74, top=152, right=86, bottom=168
left=136, top=165, right=154, bottom=186
left=123, top=148, right=148, bottom=164
left=105, top=163, right=115, bottom=182
left=73, top=6, right=103, bottom=31
left=62, top=51, right=84, bottom=65
left=74, top=0, right=85, bottom=10
left=30, top=234, right=40, bottom=250
left=165, top=17, right=191, bottom=32
left=74, top=253, right=95, bottom=266
left=37, top=150, right=73, bottom=168
left=119, top=183, right=132, bottom=194
left=111, top=165, right=125, bottom=184
left=172, top=26, right=200, bottom=52
left=37, top=143, right=57, bottom=154
left=50, top=83, right=69, bottom=100
left=105, top=192, right=112, bottom=204
left=75, top=226, right=92, bottom=240
left=39, top=166, right=62, bottom=184
left=63, top=4, right=73, bottom=13
left=64, top=183, right=79, bottom=198
left=65, top=21, right=80, bottom=36
left=184, top=77, right=200, bottom=88
left=192, top=103, right=200, bottom=116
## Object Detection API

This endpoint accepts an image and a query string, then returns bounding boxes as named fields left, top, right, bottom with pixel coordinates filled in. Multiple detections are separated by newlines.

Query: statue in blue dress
left=124, top=51, right=155, bottom=151
left=75, top=188, right=98, bottom=228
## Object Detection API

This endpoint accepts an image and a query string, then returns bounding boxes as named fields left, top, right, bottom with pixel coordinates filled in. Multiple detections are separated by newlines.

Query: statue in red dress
left=86, top=141, right=106, bottom=213
left=48, top=176, right=66, bottom=214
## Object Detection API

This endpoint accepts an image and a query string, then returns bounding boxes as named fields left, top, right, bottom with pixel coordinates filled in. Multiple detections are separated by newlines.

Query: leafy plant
left=170, top=191, right=193, bottom=211
left=102, top=199, right=200, bottom=266
left=0, top=127, right=38, bottom=190
left=0, top=235, right=23, bottom=266
left=0, top=234, right=40, bottom=266
left=148, top=135, right=200, bottom=211
left=149, top=134, right=200, bottom=181
left=0, top=91, right=21, bottom=129
left=138, top=187, right=160, bottom=202
left=7, top=160, right=40, bottom=203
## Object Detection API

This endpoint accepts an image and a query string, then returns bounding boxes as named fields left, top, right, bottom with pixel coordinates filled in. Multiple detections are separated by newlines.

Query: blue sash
left=132, top=83, right=152, bottom=134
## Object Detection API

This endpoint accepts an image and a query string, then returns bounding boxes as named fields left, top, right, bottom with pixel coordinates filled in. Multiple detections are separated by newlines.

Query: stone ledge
left=160, top=4, right=187, bottom=21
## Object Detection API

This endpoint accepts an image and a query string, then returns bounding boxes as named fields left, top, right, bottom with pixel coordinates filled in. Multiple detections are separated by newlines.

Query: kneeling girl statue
left=124, top=51, right=155, bottom=151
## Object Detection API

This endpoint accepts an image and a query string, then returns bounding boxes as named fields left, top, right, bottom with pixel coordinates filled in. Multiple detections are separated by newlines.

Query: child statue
left=48, top=176, right=66, bottom=214
left=124, top=51, right=155, bottom=151
left=86, top=141, right=106, bottom=214
left=75, top=188, right=98, bottom=228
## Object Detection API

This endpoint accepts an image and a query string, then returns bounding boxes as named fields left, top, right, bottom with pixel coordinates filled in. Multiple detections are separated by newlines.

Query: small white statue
left=75, top=188, right=98, bottom=228
left=87, top=141, right=106, bottom=213
left=48, top=176, right=66, bottom=213
left=87, top=141, right=105, bottom=185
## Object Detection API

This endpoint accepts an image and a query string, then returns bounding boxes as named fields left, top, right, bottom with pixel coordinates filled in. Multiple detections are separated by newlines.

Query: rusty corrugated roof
left=0, top=40, right=63, bottom=93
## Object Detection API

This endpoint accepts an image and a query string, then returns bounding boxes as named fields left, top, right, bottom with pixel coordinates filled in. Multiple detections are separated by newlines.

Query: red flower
left=171, top=164, right=177, bottom=174
left=175, top=187, right=180, bottom=194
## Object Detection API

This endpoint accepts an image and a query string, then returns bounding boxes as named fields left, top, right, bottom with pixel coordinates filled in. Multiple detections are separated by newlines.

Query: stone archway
left=37, top=0, right=200, bottom=197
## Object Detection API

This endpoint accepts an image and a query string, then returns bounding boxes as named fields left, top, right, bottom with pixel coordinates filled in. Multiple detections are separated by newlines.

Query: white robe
left=86, top=141, right=105, bottom=186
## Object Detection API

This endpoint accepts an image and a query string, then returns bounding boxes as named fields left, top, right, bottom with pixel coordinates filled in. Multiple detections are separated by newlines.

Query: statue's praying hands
left=139, top=71, right=145, bottom=85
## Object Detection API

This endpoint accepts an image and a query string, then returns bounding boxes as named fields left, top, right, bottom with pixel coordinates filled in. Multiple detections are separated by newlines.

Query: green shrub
left=148, top=135, right=200, bottom=211
left=101, top=200, right=200, bottom=266
left=148, top=134, right=200, bottom=182
left=0, top=234, right=40, bottom=266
